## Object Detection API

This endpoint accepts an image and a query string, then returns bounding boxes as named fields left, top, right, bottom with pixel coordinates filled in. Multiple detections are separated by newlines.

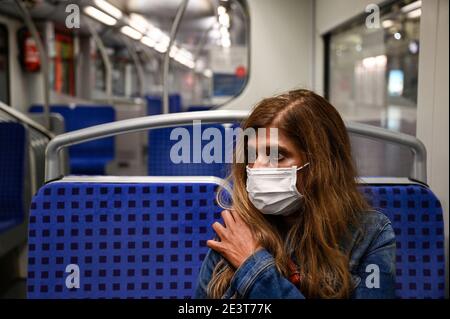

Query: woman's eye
left=274, top=153, right=285, bottom=161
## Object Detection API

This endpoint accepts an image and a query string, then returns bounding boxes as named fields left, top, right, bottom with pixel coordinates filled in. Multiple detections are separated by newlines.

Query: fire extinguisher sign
left=24, top=36, right=40, bottom=72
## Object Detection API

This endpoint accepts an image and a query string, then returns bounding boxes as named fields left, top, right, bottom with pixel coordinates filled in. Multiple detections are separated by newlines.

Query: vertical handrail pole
left=193, top=23, right=215, bottom=63
left=15, top=0, right=50, bottom=129
left=189, top=22, right=215, bottom=100
left=124, top=40, right=145, bottom=97
left=86, top=20, right=113, bottom=105
left=162, top=0, right=189, bottom=114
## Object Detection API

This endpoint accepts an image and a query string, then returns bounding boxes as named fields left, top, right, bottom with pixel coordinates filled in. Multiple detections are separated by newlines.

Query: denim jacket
left=194, top=210, right=396, bottom=299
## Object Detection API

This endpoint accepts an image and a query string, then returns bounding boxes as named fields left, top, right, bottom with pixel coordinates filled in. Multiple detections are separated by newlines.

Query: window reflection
left=327, top=0, right=421, bottom=135
left=90, top=0, right=249, bottom=109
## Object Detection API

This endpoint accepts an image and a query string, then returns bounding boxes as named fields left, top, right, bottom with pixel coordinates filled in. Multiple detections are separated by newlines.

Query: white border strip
left=52, top=175, right=426, bottom=195
left=55, top=175, right=233, bottom=195
left=357, top=177, right=425, bottom=186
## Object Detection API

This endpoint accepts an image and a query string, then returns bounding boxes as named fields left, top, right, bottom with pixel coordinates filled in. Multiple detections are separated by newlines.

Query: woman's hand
left=207, top=210, right=262, bottom=269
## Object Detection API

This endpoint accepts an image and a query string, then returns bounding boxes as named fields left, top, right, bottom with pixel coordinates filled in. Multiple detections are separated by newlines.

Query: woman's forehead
left=247, top=127, right=291, bottom=148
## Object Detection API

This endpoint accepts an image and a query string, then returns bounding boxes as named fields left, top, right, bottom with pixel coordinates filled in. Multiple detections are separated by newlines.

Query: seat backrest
left=146, top=94, right=183, bottom=115
left=169, top=94, right=182, bottom=113
left=148, top=123, right=238, bottom=178
left=27, top=177, right=445, bottom=299
left=63, top=106, right=115, bottom=159
left=27, top=177, right=225, bottom=299
left=29, top=105, right=115, bottom=156
left=0, top=122, right=26, bottom=233
left=146, top=96, right=162, bottom=115
left=187, top=105, right=213, bottom=112
left=359, top=180, right=445, bottom=299
left=29, top=105, right=115, bottom=175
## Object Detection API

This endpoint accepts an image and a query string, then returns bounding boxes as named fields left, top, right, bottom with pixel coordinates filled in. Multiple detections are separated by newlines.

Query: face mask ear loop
left=295, top=162, right=310, bottom=171
left=292, top=162, right=310, bottom=192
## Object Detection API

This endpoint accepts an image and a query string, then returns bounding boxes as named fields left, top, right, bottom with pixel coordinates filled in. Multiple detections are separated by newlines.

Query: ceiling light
left=401, top=1, right=421, bottom=13
left=147, top=27, right=162, bottom=40
left=154, top=42, right=168, bottom=53
left=217, top=6, right=226, bottom=16
left=203, top=69, right=213, bottom=78
left=409, top=41, right=419, bottom=54
left=170, top=45, right=179, bottom=58
left=382, top=20, right=394, bottom=28
left=375, top=55, right=387, bottom=66
left=220, top=26, right=229, bottom=37
left=218, top=13, right=230, bottom=28
left=362, top=57, right=376, bottom=68
left=129, top=13, right=151, bottom=34
left=84, top=6, right=117, bottom=26
left=221, top=37, right=231, bottom=48
left=94, top=0, right=123, bottom=19
left=141, top=36, right=156, bottom=48
left=120, top=26, right=142, bottom=40
left=407, top=8, right=421, bottom=19
left=179, top=48, right=193, bottom=61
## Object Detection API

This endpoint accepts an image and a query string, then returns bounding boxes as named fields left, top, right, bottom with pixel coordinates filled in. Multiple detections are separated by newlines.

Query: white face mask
left=246, top=163, right=309, bottom=216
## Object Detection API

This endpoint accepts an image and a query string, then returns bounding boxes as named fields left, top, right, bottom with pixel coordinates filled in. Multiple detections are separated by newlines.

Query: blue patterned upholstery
left=360, top=184, right=445, bottom=299
left=148, top=124, right=238, bottom=178
left=27, top=180, right=445, bottom=299
left=0, top=122, right=26, bottom=233
left=29, top=105, right=115, bottom=175
left=27, top=180, right=222, bottom=299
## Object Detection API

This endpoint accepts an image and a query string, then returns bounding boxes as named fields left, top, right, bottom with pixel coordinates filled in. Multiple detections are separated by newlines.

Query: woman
left=194, top=89, right=396, bottom=299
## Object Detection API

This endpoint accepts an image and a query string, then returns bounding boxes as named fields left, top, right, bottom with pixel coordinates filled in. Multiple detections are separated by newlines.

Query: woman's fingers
left=207, top=239, right=223, bottom=252
left=212, top=221, right=227, bottom=240
left=221, top=210, right=235, bottom=227
left=231, top=209, right=244, bottom=225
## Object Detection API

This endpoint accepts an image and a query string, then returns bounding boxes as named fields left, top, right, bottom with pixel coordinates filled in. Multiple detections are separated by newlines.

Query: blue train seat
left=359, top=179, right=445, bottom=299
left=146, top=96, right=162, bottom=115
left=0, top=122, right=26, bottom=233
left=170, top=95, right=182, bottom=113
left=27, top=178, right=445, bottom=299
left=27, top=177, right=225, bottom=299
left=146, top=94, right=183, bottom=115
left=29, top=105, right=115, bottom=175
left=148, top=123, right=238, bottom=178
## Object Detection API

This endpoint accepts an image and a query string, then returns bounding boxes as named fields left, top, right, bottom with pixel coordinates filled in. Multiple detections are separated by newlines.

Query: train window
left=325, top=0, right=421, bottom=136
left=0, top=23, right=9, bottom=104
left=111, top=47, right=139, bottom=97
left=87, top=0, right=249, bottom=110
left=92, top=45, right=140, bottom=99
left=116, top=0, right=249, bottom=108
left=93, top=47, right=107, bottom=93
left=85, top=0, right=249, bottom=106
left=111, top=48, right=127, bottom=97
left=173, top=0, right=250, bottom=108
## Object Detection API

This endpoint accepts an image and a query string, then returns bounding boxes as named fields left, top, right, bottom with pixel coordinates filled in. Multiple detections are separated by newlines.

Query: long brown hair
left=209, top=89, right=369, bottom=298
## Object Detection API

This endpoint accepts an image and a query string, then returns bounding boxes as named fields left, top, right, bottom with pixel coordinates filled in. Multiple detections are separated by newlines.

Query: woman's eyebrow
left=265, top=144, right=288, bottom=152
left=254, top=145, right=289, bottom=154
left=246, top=144, right=289, bottom=154
left=276, top=146, right=289, bottom=153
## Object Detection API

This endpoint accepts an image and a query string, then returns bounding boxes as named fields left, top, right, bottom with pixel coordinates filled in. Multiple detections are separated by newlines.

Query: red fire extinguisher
left=24, top=34, right=41, bottom=72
